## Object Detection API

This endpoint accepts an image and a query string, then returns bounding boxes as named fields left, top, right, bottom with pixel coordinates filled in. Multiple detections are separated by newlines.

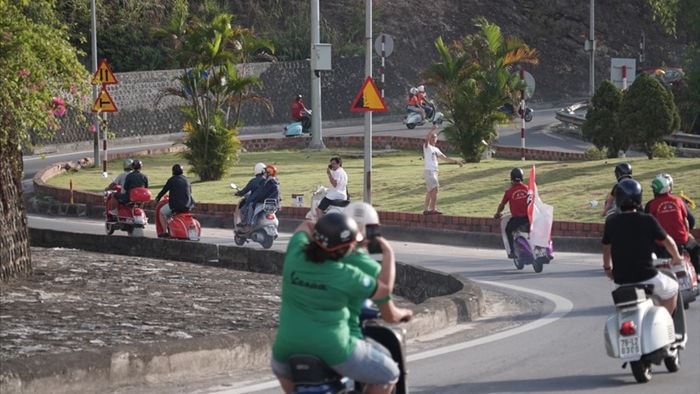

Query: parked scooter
left=104, top=185, right=151, bottom=237
left=603, top=264, right=687, bottom=383
left=289, top=303, right=408, bottom=394
left=154, top=196, right=201, bottom=241
left=498, top=102, right=533, bottom=122
left=499, top=213, right=553, bottom=273
left=305, top=184, right=349, bottom=221
left=403, top=99, right=443, bottom=129
left=283, top=110, right=312, bottom=137
left=231, top=183, right=279, bottom=249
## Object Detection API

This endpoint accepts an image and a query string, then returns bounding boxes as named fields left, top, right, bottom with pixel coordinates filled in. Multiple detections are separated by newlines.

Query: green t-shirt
left=343, top=247, right=381, bottom=339
left=272, top=232, right=377, bottom=366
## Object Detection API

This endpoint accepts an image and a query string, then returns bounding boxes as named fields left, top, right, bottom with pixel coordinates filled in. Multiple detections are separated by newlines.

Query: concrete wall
left=32, top=58, right=381, bottom=147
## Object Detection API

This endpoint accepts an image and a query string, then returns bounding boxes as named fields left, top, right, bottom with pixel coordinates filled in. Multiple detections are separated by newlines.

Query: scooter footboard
left=363, top=323, right=408, bottom=394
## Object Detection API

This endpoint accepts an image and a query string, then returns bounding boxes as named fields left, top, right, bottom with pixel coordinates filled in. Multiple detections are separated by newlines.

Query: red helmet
left=265, top=165, right=277, bottom=177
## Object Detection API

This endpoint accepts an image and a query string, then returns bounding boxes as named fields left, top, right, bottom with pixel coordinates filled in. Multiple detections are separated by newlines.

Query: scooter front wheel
left=630, top=360, right=652, bottom=383
left=406, top=123, right=416, bottom=129
left=532, top=259, right=544, bottom=273
left=105, top=223, right=115, bottom=235
left=664, top=352, right=680, bottom=372
left=261, top=234, right=274, bottom=249
left=234, top=234, right=246, bottom=246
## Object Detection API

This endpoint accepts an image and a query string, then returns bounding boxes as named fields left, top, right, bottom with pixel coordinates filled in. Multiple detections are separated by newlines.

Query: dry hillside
left=277, top=0, right=689, bottom=102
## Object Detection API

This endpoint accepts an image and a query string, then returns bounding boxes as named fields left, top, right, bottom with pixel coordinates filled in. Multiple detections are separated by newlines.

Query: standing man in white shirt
left=423, top=124, right=463, bottom=215
left=316, top=156, right=349, bottom=218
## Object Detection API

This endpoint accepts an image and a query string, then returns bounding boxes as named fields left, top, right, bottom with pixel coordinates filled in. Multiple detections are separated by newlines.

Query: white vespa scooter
left=603, top=265, right=687, bottom=383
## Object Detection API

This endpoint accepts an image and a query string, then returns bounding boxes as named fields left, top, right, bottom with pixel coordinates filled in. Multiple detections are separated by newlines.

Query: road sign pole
left=364, top=0, right=373, bottom=204
left=520, top=69, right=526, bottom=161
left=90, top=0, right=99, bottom=168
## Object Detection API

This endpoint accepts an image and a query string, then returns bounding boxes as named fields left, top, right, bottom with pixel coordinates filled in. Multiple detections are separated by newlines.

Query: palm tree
left=155, top=11, right=274, bottom=181
left=422, top=17, right=539, bottom=162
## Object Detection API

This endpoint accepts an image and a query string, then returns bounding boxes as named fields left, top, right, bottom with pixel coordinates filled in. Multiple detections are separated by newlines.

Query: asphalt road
left=27, top=216, right=700, bottom=394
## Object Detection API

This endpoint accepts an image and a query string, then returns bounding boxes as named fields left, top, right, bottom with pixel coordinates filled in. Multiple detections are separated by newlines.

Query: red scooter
left=154, top=195, right=201, bottom=241
left=104, top=185, right=151, bottom=237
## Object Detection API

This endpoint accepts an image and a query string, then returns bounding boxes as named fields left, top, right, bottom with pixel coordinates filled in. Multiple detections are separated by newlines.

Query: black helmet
left=510, top=167, right=524, bottom=182
left=614, top=162, right=632, bottom=181
left=615, top=178, right=642, bottom=211
left=131, top=159, right=142, bottom=170
left=172, top=164, right=183, bottom=176
left=313, top=212, right=362, bottom=252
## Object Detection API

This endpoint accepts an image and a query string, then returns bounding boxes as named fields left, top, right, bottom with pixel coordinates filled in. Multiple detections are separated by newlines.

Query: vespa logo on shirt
left=291, top=271, right=327, bottom=290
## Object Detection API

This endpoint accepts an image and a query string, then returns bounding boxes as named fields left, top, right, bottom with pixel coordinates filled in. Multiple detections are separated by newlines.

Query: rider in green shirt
left=271, top=212, right=400, bottom=394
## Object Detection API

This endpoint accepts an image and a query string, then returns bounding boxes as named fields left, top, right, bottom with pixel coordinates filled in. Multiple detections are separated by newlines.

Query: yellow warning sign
left=91, top=87, right=118, bottom=113
left=350, top=77, right=388, bottom=112
left=91, top=59, right=118, bottom=85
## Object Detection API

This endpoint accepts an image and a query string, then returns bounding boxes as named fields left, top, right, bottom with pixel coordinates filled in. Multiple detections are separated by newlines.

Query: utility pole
left=309, top=0, right=324, bottom=149
left=587, top=0, right=596, bottom=98
left=90, top=0, right=100, bottom=167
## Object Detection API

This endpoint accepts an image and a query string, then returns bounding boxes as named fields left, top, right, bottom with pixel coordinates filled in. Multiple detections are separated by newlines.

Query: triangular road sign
left=350, top=77, right=388, bottom=112
left=91, top=87, right=118, bottom=113
left=91, top=59, right=118, bottom=85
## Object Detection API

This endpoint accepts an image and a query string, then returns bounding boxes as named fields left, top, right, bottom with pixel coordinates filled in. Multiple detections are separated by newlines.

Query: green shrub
left=651, top=141, right=676, bottom=159
left=584, top=146, right=607, bottom=160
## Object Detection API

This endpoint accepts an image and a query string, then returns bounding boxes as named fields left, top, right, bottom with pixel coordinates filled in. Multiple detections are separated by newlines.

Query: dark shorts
left=317, top=197, right=349, bottom=211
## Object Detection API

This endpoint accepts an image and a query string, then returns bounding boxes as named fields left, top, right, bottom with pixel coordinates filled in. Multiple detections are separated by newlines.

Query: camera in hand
left=366, top=225, right=382, bottom=254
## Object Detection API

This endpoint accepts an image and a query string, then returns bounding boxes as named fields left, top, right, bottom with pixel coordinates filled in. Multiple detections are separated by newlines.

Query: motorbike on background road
left=104, top=185, right=151, bottom=237
left=498, top=102, right=534, bottom=122
left=403, top=99, right=443, bottom=129
left=154, top=196, right=201, bottom=241
left=604, top=261, right=687, bottom=383
left=498, top=213, right=553, bottom=273
left=283, top=110, right=312, bottom=137
left=289, top=303, right=408, bottom=394
left=231, top=183, right=279, bottom=249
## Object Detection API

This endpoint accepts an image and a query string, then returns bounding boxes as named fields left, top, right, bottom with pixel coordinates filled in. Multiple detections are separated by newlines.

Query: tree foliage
left=155, top=7, right=273, bottom=181
left=421, top=18, right=538, bottom=162
left=582, top=80, right=626, bottom=157
left=619, top=73, right=680, bottom=159
left=0, top=0, right=90, bottom=281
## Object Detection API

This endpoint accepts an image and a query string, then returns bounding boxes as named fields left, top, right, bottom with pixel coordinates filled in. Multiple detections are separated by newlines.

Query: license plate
left=619, top=336, right=641, bottom=358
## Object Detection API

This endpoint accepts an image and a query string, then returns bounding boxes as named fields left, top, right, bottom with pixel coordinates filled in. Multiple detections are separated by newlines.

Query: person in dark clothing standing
left=155, top=164, right=195, bottom=238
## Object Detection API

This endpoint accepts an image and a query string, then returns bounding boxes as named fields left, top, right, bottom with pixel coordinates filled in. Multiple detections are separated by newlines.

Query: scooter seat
left=612, top=285, right=651, bottom=306
left=288, top=354, right=342, bottom=385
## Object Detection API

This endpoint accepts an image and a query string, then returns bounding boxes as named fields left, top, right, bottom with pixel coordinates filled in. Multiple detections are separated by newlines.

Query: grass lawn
left=46, top=149, right=700, bottom=223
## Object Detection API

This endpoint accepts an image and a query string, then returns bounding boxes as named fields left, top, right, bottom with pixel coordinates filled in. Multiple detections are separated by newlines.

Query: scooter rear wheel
left=532, top=260, right=544, bottom=273
left=234, top=234, right=246, bottom=246
left=630, top=360, right=652, bottom=383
